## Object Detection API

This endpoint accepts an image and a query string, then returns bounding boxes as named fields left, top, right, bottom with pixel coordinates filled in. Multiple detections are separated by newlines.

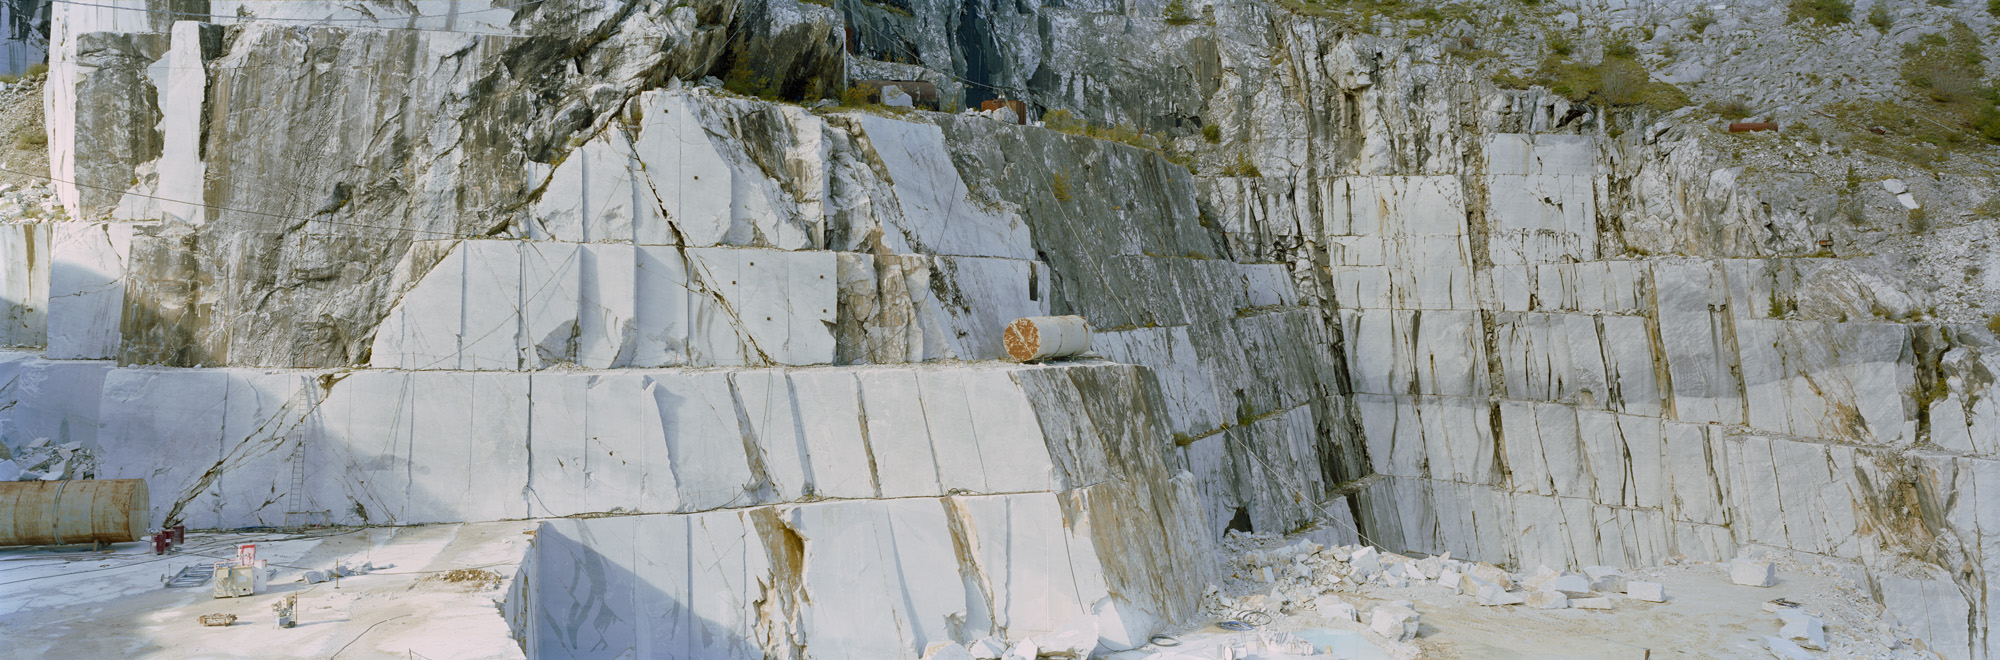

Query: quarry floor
left=1130, top=532, right=1934, bottom=660
left=0, top=522, right=531, bottom=660
left=0, top=522, right=1929, bottom=660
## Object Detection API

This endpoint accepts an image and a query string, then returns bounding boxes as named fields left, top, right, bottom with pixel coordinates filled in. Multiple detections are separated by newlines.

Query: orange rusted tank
left=0, top=479, right=150, bottom=546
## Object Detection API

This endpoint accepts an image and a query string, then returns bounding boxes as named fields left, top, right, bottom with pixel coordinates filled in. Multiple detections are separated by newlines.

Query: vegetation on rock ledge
left=1788, top=0, right=1854, bottom=26
left=1496, top=39, right=1689, bottom=113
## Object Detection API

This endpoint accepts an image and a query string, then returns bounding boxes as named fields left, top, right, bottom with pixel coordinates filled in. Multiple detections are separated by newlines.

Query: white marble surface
left=45, top=223, right=134, bottom=359
left=369, top=240, right=839, bottom=370
left=0, top=224, right=48, bottom=347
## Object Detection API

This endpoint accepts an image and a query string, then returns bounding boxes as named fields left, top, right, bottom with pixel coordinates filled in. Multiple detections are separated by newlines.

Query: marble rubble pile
left=1189, top=533, right=1938, bottom=659
left=8, top=0, right=2000, bottom=657
left=1213, top=537, right=1660, bottom=620
left=0, top=437, right=93, bottom=481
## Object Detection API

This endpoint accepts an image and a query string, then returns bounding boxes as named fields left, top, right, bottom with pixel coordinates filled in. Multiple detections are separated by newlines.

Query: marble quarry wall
left=507, top=364, right=1219, bottom=658
left=9, top=0, right=2000, bottom=658
left=1192, top=31, right=2000, bottom=660
left=6, top=2, right=1355, bottom=656
left=821, top=1, right=2000, bottom=656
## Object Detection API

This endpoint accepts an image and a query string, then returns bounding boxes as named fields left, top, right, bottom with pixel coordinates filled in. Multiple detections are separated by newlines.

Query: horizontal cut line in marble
left=1355, top=393, right=1939, bottom=448
left=1170, top=402, right=1315, bottom=446
left=45, top=358, right=1224, bottom=532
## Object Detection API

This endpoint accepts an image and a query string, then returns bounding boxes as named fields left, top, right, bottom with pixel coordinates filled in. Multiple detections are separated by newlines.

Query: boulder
left=1625, top=581, right=1667, bottom=602
left=1350, top=547, right=1382, bottom=576
left=1544, top=573, right=1592, bottom=594
left=1458, top=573, right=1495, bottom=596
left=1369, top=605, right=1420, bottom=642
left=1572, top=597, right=1614, bottom=610
left=1583, top=566, right=1626, bottom=593
left=1519, top=565, right=1559, bottom=591
left=1729, top=559, right=1777, bottom=587
left=967, top=636, right=1009, bottom=660
left=1469, top=562, right=1513, bottom=589
left=1764, top=635, right=1815, bottom=660
left=1524, top=591, right=1569, bottom=609
left=1313, top=595, right=1357, bottom=621
left=881, top=85, right=915, bottom=108
left=1477, top=584, right=1526, bottom=606
left=923, top=643, right=976, bottom=660
left=999, top=639, right=1038, bottom=660
left=1779, top=609, right=1826, bottom=650
left=1581, top=566, right=1621, bottom=581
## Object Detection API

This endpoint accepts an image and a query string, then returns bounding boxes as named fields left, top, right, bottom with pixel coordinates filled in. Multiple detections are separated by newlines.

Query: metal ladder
left=282, top=436, right=312, bottom=530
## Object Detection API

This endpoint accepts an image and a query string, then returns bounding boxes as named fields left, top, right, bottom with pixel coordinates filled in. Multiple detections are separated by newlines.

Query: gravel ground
left=1114, top=530, right=1944, bottom=660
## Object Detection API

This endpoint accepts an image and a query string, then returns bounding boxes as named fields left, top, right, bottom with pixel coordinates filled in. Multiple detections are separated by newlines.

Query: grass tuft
left=1788, top=0, right=1853, bottom=25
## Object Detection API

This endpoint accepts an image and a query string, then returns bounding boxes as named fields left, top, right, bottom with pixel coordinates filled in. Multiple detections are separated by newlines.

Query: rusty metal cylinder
left=1002, top=315, right=1092, bottom=362
left=0, top=479, right=150, bottom=546
left=1729, top=122, right=1778, bottom=132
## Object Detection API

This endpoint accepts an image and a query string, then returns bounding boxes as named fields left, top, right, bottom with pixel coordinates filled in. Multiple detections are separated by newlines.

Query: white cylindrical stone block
left=1002, top=315, right=1090, bottom=362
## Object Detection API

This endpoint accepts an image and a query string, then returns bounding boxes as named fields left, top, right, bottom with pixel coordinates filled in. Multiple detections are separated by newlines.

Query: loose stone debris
left=1083, top=531, right=1939, bottom=660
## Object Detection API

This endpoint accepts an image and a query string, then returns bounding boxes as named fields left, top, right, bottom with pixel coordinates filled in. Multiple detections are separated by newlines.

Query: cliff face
left=8, top=0, right=2000, bottom=657
left=857, top=1, right=2000, bottom=656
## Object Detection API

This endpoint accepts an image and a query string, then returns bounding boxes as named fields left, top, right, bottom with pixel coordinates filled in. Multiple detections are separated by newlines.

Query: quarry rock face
left=7, top=0, right=2000, bottom=658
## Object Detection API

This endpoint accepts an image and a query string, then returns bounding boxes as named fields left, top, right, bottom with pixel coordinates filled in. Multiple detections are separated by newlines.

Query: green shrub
left=24, top=63, right=44, bottom=77
left=1493, top=71, right=1535, bottom=89
left=1163, top=0, right=1198, bottom=25
left=1548, top=34, right=1574, bottom=56
left=1037, top=109, right=1163, bottom=151
left=1051, top=171, right=1071, bottom=201
left=1597, top=58, right=1650, bottom=104
left=1901, top=24, right=1987, bottom=103
left=13, top=132, right=43, bottom=150
left=1605, top=36, right=1639, bottom=59
left=1988, top=313, right=2000, bottom=336
left=1042, top=108, right=1086, bottom=133
left=1974, top=104, right=2000, bottom=140
left=1707, top=99, right=1753, bottom=119
left=1689, top=9, right=1715, bottom=34
left=1990, top=0, right=2000, bottom=17
left=1788, top=0, right=1853, bottom=25
left=1220, top=153, right=1262, bottom=177
left=1532, top=55, right=1690, bottom=111
left=1202, top=123, right=1222, bottom=143
left=839, top=84, right=872, bottom=107
left=721, top=61, right=778, bottom=100
left=1869, top=2, right=1892, bottom=29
